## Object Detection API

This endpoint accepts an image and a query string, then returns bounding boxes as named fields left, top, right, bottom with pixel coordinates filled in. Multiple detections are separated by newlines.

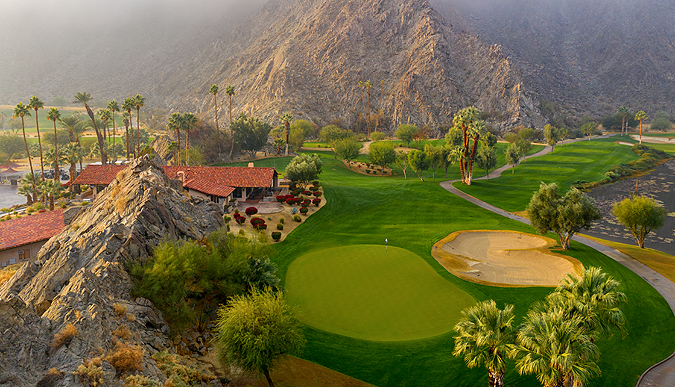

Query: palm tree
left=168, top=141, right=179, bottom=165
left=453, top=300, right=516, bottom=387
left=107, top=100, right=120, bottom=163
left=210, top=84, right=220, bottom=155
left=46, top=108, right=62, bottom=183
left=618, top=106, right=630, bottom=136
left=635, top=111, right=648, bottom=144
left=0, top=111, right=7, bottom=130
left=28, top=96, right=46, bottom=180
left=98, top=109, right=112, bottom=145
left=364, top=80, right=372, bottom=134
left=13, top=102, right=38, bottom=202
left=183, top=112, right=198, bottom=165
left=281, top=113, right=293, bottom=156
left=17, top=179, right=34, bottom=205
left=41, top=179, right=64, bottom=210
left=63, top=142, right=82, bottom=191
left=357, top=81, right=365, bottom=129
left=73, top=92, right=107, bottom=164
left=225, top=85, right=235, bottom=162
left=512, top=310, right=600, bottom=387
left=123, top=98, right=135, bottom=157
left=167, top=112, right=183, bottom=165
left=134, top=94, right=146, bottom=155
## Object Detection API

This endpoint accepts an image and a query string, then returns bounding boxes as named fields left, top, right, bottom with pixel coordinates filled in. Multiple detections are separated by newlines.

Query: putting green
left=285, top=245, right=476, bottom=341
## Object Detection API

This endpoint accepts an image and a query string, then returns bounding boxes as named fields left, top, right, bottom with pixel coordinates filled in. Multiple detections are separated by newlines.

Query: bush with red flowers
left=234, top=213, right=246, bottom=224
left=300, top=207, right=309, bottom=214
left=276, top=195, right=286, bottom=202
left=285, top=197, right=297, bottom=205
left=245, top=207, right=258, bottom=216
left=301, top=200, right=311, bottom=207
left=250, top=217, right=267, bottom=230
left=312, top=198, right=321, bottom=206
left=302, top=190, right=313, bottom=196
left=313, top=191, right=322, bottom=197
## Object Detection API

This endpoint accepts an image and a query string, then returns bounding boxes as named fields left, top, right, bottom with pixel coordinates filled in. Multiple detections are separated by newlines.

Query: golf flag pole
left=385, top=238, right=388, bottom=254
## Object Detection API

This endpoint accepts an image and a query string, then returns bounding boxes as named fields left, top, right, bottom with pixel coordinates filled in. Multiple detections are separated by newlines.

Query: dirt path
left=440, top=134, right=675, bottom=387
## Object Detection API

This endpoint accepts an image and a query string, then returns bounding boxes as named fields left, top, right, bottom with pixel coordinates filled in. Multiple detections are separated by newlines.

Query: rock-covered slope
left=184, top=0, right=542, bottom=129
left=0, top=157, right=223, bottom=386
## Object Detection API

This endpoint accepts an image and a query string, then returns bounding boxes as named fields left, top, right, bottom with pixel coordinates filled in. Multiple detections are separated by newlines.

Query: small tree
left=515, top=138, right=532, bottom=161
left=527, top=182, right=602, bottom=250
left=232, top=114, right=272, bottom=158
left=543, top=124, right=558, bottom=153
left=612, top=196, right=666, bottom=248
left=215, top=287, right=304, bottom=387
left=424, top=144, right=443, bottom=179
left=581, top=122, right=598, bottom=141
left=407, top=150, right=429, bottom=181
left=394, top=150, right=409, bottom=179
left=476, top=146, right=497, bottom=180
left=370, top=131, right=385, bottom=141
left=505, top=144, right=520, bottom=175
left=558, top=127, right=568, bottom=147
left=445, top=126, right=462, bottom=146
left=334, top=138, right=360, bottom=168
left=395, top=124, right=419, bottom=147
left=368, top=141, right=396, bottom=170
left=285, top=154, right=322, bottom=188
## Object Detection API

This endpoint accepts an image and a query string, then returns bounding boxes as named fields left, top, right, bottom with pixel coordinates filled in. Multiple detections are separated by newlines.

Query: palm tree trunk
left=53, top=121, right=59, bottom=183
left=228, top=95, right=234, bottom=162
left=85, top=104, right=108, bottom=164
left=186, top=126, right=190, bottom=165
left=125, top=123, right=130, bottom=159
left=488, top=370, right=504, bottom=387
left=214, top=94, right=220, bottom=156
left=69, top=163, right=76, bottom=193
left=284, top=122, right=290, bottom=156
left=111, top=113, right=117, bottom=163
left=21, top=117, right=38, bottom=203
left=136, top=107, right=141, bottom=155
left=34, top=112, right=46, bottom=181
left=176, top=127, right=182, bottom=166
left=639, top=120, right=643, bottom=144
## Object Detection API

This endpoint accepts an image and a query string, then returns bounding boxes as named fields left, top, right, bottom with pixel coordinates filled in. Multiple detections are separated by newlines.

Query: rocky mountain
left=0, top=157, right=223, bottom=386
left=181, top=0, right=542, bottom=129
left=430, top=0, right=675, bottom=117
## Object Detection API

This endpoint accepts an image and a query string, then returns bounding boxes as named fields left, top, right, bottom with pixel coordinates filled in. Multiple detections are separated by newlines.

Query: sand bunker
left=431, top=230, right=582, bottom=287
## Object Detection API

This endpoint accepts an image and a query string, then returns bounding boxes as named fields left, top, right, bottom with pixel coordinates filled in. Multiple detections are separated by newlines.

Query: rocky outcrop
left=0, top=157, right=224, bottom=386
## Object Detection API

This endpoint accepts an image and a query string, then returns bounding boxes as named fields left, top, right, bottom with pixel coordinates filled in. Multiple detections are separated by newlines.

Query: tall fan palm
left=59, top=115, right=84, bottom=144
left=73, top=92, right=107, bottom=164
left=108, top=100, right=120, bottom=163
left=41, top=179, right=64, bottom=211
left=46, top=107, right=62, bottom=183
left=364, top=80, right=372, bottom=134
left=167, top=112, right=183, bottom=165
left=210, top=84, right=220, bottom=155
left=183, top=112, right=198, bottom=165
left=62, top=142, right=81, bottom=191
left=122, top=98, right=135, bottom=157
left=618, top=106, right=630, bottom=135
left=19, top=173, right=39, bottom=205
left=168, top=141, right=179, bottom=165
left=453, top=300, right=516, bottom=387
left=281, top=112, right=293, bottom=156
left=134, top=94, right=145, bottom=155
left=27, top=96, right=46, bottom=180
left=121, top=111, right=131, bottom=159
left=0, top=111, right=7, bottom=130
left=98, top=109, right=112, bottom=145
left=635, top=110, right=648, bottom=144
left=13, top=102, right=37, bottom=202
left=225, top=85, right=235, bottom=161
left=512, top=310, right=600, bottom=387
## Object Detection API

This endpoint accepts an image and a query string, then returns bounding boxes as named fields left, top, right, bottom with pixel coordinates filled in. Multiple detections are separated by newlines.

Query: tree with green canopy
left=232, top=114, right=272, bottom=158
left=284, top=153, right=322, bottom=188
left=215, top=287, right=304, bottom=387
left=395, top=124, right=419, bottom=147
left=210, top=84, right=220, bottom=154
left=320, top=125, right=354, bottom=143
left=453, top=300, right=516, bottom=387
left=134, top=94, right=146, bottom=155
left=476, top=145, right=497, bottom=180
left=407, top=150, right=429, bottom=181
left=183, top=112, right=198, bottom=165
left=28, top=96, right=46, bottom=179
left=73, top=92, right=107, bottom=164
left=650, top=111, right=672, bottom=132
left=543, top=124, right=558, bottom=153
left=167, top=113, right=184, bottom=165
left=0, top=134, right=24, bottom=160
left=424, top=144, right=442, bottom=179
left=97, top=108, right=112, bottom=144
left=334, top=138, right=361, bottom=168
left=0, top=111, right=6, bottom=130
left=62, top=142, right=84, bottom=190
left=516, top=138, right=532, bottom=161
left=557, top=127, right=568, bottom=147
left=394, top=150, right=410, bottom=179
left=368, top=141, right=396, bottom=170
left=46, top=108, right=62, bottom=182
left=439, top=145, right=454, bottom=178
left=504, top=143, right=519, bottom=175
left=280, top=113, right=293, bottom=156
left=225, top=85, right=236, bottom=161
left=581, top=121, right=598, bottom=141
left=41, top=179, right=64, bottom=210
left=452, top=107, right=486, bottom=185
left=527, top=182, right=601, bottom=250
left=612, top=195, right=666, bottom=248
left=122, top=97, right=135, bottom=157
left=13, top=102, right=37, bottom=201
left=108, top=100, right=120, bottom=162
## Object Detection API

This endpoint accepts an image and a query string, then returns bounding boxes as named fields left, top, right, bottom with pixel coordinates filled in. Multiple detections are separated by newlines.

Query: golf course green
left=286, top=245, right=475, bottom=341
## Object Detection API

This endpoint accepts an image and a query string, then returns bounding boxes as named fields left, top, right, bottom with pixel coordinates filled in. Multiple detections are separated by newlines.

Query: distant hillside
left=430, top=0, right=675, bottom=117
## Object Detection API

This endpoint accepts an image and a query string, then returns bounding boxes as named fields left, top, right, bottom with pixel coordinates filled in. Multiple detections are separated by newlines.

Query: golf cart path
left=439, top=135, right=675, bottom=387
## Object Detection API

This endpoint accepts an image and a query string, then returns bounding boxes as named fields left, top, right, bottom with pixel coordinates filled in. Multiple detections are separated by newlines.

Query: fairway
left=286, top=245, right=475, bottom=341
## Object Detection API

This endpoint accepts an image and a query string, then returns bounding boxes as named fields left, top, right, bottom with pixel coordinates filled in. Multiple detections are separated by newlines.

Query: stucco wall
left=0, top=240, right=46, bottom=268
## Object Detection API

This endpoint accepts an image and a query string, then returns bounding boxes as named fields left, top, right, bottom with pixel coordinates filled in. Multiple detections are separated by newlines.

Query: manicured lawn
left=454, top=139, right=642, bottom=212
left=642, top=132, right=675, bottom=138
left=1, top=107, right=125, bottom=134
left=286, top=245, right=475, bottom=341
left=613, top=134, right=675, bottom=155
left=226, top=149, right=675, bottom=387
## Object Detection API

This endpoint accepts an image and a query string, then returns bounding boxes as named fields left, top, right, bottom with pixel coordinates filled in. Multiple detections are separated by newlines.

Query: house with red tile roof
left=72, top=164, right=279, bottom=207
left=0, top=210, right=65, bottom=268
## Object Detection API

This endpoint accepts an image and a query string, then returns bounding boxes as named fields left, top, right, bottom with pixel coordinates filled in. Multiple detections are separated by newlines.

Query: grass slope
left=454, top=139, right=641, bottom=212
left=286, top=245, right=475, bottom=341
left=227, top=149, right=675, bottom=387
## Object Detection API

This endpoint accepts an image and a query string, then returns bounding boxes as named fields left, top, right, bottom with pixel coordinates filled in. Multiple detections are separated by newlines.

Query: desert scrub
left=52, top=323, right=77, bottom=350
left=0, top=263, right=21, bottom=286
left=152, top=351, right=216, bottom=385
left=124, top=375, right=161, bottom=387
left=73, top=360, right=103, bottom=386
left=113, top=302, right=127, bottom=317
left=106, top=342, right=143, bottom=374
left=113, top=325, right=132, bottom=341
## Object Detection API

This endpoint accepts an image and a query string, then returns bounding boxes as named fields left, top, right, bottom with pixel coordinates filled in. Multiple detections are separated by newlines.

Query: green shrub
left=271, top=232, right=282, bottom=241
left=277, top=223, right=284, bottom=230
left=223, top=215, right=231, bottom=223
left=294, top=215, right=302, bottom=222
left=279, top=218, right=285, bottom=224
left=370, top=131, right=386, bottom=141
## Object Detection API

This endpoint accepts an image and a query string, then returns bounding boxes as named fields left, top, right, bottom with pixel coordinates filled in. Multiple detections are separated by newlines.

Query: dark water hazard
left=0, top=185, right=26, bottom=210
left=585, top=160, right=675, bottom=255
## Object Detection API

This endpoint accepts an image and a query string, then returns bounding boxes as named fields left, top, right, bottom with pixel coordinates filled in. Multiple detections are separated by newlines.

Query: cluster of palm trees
left=453, top=267, right=626, bottom=387
left=166, top=112, right=198, bottom=165
left=208, top=83, right=236, bottom=161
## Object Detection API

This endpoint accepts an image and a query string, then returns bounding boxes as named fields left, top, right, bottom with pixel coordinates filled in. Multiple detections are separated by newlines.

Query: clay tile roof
left=184, top=179, right=236, bottom=198
left=72, top=165, right=126, bottom=185
left=0, top=210, right=65, bottom=251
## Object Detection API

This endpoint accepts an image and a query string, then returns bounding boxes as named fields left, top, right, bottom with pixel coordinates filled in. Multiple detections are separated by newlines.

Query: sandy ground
left=631, top=134, right=675, bottom=144
left=431, top=230, right=582, bottom=287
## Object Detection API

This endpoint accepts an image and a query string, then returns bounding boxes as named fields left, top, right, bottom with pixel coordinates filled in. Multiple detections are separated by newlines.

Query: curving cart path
left=439, top=136, right=675, bottom=387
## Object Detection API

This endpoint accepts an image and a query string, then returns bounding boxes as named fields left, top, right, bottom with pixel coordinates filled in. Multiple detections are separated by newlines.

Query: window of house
left=1, top=262, right=6, bottom=268
left=234, top=187, right=243, bottom=198
left=18, top=250, right=24, bottom=260
left=9, top=258, right=16, bottom=265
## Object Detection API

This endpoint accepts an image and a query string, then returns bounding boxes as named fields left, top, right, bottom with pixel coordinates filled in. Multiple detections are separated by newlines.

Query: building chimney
left=248, top=162, right=254, bottom=168
left=177, top=171, right=185, bottom=183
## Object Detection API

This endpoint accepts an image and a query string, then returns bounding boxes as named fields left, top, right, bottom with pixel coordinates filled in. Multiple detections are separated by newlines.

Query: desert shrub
left=245, top=207, right=258, bottom=216
left=52, top=323, right=77, bottom=350
left=152, top=351, right=215, bottom=386
left=300, top=207, right=309, bottom=214
left=113, top=303, right=127, bottom=317
left=113, top=325, right=132, bottom=341
left=73, top=361, right=103, bottom=386
left=370, top=131, right=386, bottom=141
left=291, top=207, right=298, bottom=214
left=234, top=213, right=246, bottom=225
left=26, top=207, right=34, bottom=214
left=33, top=202, right=45, bottom=210
left=312, top=198, right=321, bottom=206
left=366, top=169, right=371, bottom=174
left=294, top=215, right=302, bottom=222
left=223, top=215, right=231, bottom=224
left=106, top=342, right=143, bottom=374
left=279, top=217, right=285, bottom=224
left=277, top=223, right=284, bottom=230
left=234, top=208, right=239, bottom=213
left=124, top=375, right=161, bottom=387
left=271, top=232, right=282, bottom=241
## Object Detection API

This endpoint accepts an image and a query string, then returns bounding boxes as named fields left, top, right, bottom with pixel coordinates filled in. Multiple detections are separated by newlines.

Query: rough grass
left=241, top=356, right=376, bottom=387
left=0, top=263, right=21, bottom=286
left=223, top=149, right=675, bottom=387
left=51, top=323, right=77, bottom=350
left=106, top=342, right=143, bottom=374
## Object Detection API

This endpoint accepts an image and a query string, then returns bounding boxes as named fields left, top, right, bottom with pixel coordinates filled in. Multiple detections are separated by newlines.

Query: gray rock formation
left=0, top=156, right=224, bottom=386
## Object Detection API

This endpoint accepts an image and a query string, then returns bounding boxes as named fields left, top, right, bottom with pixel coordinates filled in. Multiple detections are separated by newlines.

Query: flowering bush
left=250, top=217, right=265, bottom=226
left=245, top=207, right=258, bottom=216
left=313, top=191, right=322, bottom=197
left=234, top=213, right=246, bottom=224
left=276, top=195, right=286, bottom=202
left=312, top=198, right=321, bottom=206
left=301, top=200, right=311, bottom=207
left=300, top=207, right=309, bottom=214
left=312, top=180, right=319, bottom=186
left=302, top=190, right=313, bottom=196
